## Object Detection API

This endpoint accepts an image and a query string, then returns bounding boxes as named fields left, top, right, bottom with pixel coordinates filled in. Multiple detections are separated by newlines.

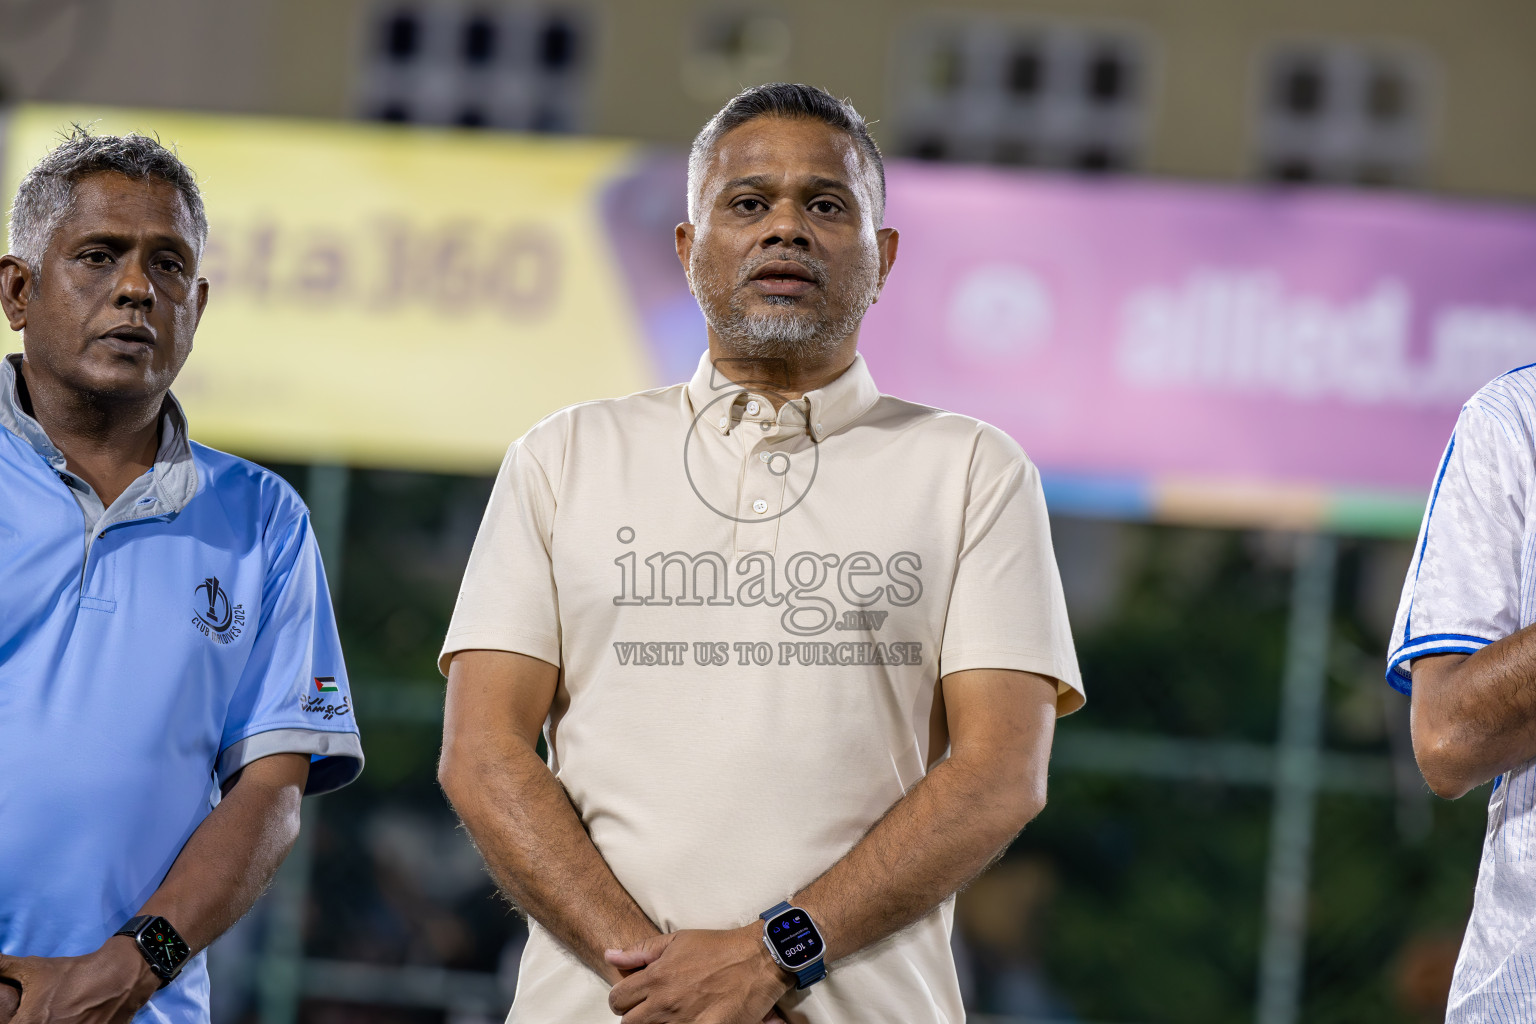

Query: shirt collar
left=684, top=350, right=882, bottom=441
left=0, top=352, right=199, bottom=517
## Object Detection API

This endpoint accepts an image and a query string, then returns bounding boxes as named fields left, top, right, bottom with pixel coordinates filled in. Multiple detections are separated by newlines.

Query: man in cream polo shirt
left=438, top=83, right=1082, bottom=1024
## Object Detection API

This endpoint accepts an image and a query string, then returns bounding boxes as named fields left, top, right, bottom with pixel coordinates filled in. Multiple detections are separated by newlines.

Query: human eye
left=79, top=249, right=113, bottom=265
left=155, top=256, right=186, bottom=275
left=733, top=196, right=766, bottom=214
left=810, top=198, right=844, bottom=216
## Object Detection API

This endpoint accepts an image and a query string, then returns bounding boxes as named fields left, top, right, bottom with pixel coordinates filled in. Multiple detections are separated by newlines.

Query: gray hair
left=7, top=124, right=207, bottom=274
left=686, top=83, right=885, bottom=227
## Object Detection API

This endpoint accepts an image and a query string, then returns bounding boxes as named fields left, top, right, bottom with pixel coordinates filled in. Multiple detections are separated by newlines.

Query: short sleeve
left=1387, top=401, right=1532, bottom=693
left=939, top=427, right=1084, bottom=715
left=219, top=509, right=364, bottom=795
left=439, top=439, right=561, bottom=675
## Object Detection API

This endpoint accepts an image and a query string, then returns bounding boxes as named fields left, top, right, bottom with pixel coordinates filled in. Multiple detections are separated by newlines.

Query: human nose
left=757, top=200, right=812, bottom=251
left=113, top=259, right=154, bottom=313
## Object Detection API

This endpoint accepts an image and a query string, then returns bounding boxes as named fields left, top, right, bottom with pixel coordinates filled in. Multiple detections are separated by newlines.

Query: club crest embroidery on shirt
left=191, top=576, right=246, bottom=644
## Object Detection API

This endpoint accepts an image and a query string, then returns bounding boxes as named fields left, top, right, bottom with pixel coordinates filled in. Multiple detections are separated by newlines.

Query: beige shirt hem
left=939, top=648, right=1085, bottom=715
left=439, top=628, right=560, bottom=675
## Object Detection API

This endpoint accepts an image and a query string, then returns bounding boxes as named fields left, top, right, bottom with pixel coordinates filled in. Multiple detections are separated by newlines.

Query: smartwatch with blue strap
left=759, top=901, right=827, bottom=989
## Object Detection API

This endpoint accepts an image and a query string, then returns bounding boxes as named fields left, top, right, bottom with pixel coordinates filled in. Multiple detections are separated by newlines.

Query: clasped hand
left=0, top=940, right=160, bottom=1024
left=605, top=925, right=793, bottom=1024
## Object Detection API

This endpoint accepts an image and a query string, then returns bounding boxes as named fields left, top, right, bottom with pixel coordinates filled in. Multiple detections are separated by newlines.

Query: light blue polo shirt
left=0, top=354, right=363, bottom=1024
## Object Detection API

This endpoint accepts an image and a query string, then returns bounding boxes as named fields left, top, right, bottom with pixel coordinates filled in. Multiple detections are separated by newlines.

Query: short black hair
left=687, top=83, right=885, bottom=225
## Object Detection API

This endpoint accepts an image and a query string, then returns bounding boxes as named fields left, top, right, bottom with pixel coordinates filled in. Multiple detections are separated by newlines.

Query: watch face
left=139, top=919, right=191, bottom=977
left=766, top=908, right=823, bottom=970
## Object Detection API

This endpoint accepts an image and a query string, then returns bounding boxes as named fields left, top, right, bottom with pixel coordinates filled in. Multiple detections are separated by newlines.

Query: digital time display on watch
left=765, top=907, right=823, bottom=970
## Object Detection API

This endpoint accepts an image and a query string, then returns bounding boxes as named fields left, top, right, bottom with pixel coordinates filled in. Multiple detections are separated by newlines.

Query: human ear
left=193, top=277, right=210, bottom=330
left=872, top=227, right=899, bottom=301
left=0, top=255, right=34, bottom=331
left=675, top=223, right=696, bottom=296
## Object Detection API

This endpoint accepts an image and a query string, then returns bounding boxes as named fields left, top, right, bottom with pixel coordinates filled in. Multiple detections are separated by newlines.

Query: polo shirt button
left=718, top=416, right=729, bottom=429
left=752, top=499, right=768, bottom=515
left=759, top=421, right=771, bottom=431
left=759, top=452, right=771, bottom=462
left=746, top=400, right=760, bottom=415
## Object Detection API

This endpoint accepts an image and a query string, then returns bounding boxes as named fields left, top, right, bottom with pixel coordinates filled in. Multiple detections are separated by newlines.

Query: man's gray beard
left=711, top=297, right=845, bottom=360
left=694, top=251, right=881, bottom=362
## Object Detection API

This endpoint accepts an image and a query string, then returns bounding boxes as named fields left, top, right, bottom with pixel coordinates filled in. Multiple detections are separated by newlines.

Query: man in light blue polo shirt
left=0, top=129, right=362, bottom=1024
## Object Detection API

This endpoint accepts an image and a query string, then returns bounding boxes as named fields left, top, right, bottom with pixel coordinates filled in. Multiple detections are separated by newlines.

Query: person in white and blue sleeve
left=0, top=128, right=362, bottom=1024
left=1389, top=364, right=1536, bottom=1022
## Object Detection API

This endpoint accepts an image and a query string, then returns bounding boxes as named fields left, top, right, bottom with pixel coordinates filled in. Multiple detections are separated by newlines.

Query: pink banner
left=866, top=165, right=1536, bottom=488
left=607, top=157, right=1536, bottom=530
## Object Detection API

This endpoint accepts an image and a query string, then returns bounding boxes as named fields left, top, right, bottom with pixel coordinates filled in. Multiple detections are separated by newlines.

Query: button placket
left=739, top=450, right=786, bottom=520
left=732, top=434, right=789, bottom=553
left=78, top=530, right=118, bottom=611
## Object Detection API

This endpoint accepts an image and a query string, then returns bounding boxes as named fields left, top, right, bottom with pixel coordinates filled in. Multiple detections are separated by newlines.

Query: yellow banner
left=1, top=106, right=657, bottom=472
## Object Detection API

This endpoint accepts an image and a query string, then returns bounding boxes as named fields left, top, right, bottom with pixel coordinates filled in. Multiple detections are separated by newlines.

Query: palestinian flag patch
left=314, top=676, right=339, bottom=693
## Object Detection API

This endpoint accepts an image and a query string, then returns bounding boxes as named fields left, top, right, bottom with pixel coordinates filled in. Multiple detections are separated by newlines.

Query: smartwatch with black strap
left=114, top=915, right=192, bottom=985
left=759, top=901, right=827, bottom=989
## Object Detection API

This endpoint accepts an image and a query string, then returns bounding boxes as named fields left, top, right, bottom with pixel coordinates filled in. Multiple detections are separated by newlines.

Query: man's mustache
left=737, top=249, right=829, bottom=287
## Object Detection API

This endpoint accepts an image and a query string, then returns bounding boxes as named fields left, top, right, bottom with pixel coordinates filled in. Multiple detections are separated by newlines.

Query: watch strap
left=113, top=915, right=154, bottom=938
left=759, top=901, right=793, bottom=921
left=791, top=958, right=826, bottom=990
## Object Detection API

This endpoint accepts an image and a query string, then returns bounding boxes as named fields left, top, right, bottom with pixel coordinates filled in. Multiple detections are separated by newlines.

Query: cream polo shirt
left=442, top=351, right=1083, bottom=1024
